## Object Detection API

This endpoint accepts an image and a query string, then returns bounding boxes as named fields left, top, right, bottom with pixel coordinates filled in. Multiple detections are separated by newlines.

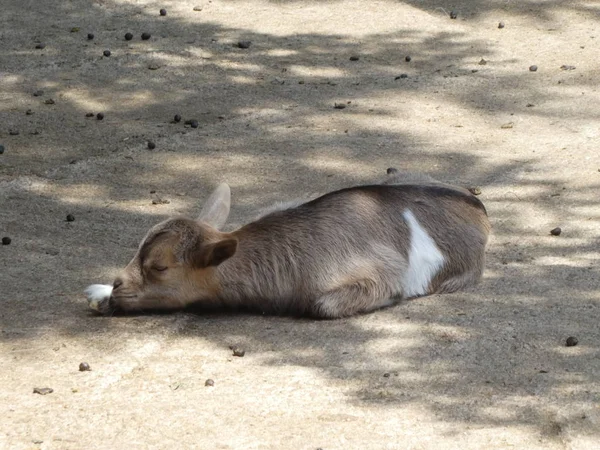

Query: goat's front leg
left=312, top=279, right=398, bottom=319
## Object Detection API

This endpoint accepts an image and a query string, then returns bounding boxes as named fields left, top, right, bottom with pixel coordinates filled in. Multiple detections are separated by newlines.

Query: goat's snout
left=113, top=277, right=124, bottom=290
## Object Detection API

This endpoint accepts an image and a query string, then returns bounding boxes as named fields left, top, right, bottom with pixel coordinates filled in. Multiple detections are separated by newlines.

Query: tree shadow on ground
left=1, top=0, right=599, bottom=441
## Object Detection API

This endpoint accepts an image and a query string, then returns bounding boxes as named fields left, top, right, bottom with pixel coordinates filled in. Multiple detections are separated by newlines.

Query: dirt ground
left=1, top=0, right=599, bottom=448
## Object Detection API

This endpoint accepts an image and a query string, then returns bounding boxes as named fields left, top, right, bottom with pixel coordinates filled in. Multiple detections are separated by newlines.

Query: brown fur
left=102, top=173, right=490, bottom=318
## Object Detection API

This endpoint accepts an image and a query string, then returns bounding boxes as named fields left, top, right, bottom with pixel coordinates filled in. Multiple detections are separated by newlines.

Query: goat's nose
left=113, top=278, right=123, bottom=290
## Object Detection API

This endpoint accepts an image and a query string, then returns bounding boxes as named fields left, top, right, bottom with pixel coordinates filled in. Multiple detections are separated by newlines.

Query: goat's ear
left=198, top=183, right=231, bottom=230
left=188, top=238, right=238, bottom=268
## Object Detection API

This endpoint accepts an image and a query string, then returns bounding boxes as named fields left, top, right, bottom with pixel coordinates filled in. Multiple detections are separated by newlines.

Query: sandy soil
left=1, top=1, right=599, bottom=449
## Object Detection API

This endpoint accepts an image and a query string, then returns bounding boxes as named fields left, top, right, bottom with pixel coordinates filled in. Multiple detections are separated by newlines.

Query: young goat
left=85, top=171, right=490, bottom=318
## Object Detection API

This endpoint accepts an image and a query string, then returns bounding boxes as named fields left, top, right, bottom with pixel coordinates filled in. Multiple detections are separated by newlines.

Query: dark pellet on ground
left=96, top=113, right=104, bottom=120
left=103, top=50, right=111, bottom=57
left=79, top=362, right=91, bottom=371
left=383, top=373, right=391, bottom=378
left=566, top=336, right=578, bottom=347
left=205, top=379, right=214, bottom=387
left=9, top=130, right=19, bottom=136
left=147, top=141, right=156, bottom=150
left=2, top=237, right=11, bottom=245
left=0, top=145, right=4, bottom=154
left=529, top=65, right=538, bottom=72
left=349, top=55, right=360, bottom=61
left=66, top=214, right=75, bottom=222
left=35, top=43, right=46, bottom=49
left=141, top=32, right=151, bottom=40
left=450, top=10, right=458, bottom=19
left=160, top=8, right=167, bottom=16
left=85, top=112, right=94, bottom=117
left=33, top=90, right=44, bottom=97
left=125, top=32, right=133, bottom=41
left=26, top=109, right=34, bottom=115
left=33, top=387, right=53, bottom=395
left=550, top=227, right=562, bottom=236
left=174, top=114, right=181, bottom=123
left=44, top=99, right=55, bottom=105
left=498, top=22, right=505, bottom=29
left=387, top=167, right=398, bottom=174
left=190, top=120, right=199, bottom=128
left=232, top=347, right=245, bottom=357
left=405, top=55, right=411, bottom=62
left=334, top=103, right=346, bottom=109
left=395, top=74, right=408, bottom=80
left=237, top=40, right=252, bottom=49
left=87, top=33, right=94, bottom=40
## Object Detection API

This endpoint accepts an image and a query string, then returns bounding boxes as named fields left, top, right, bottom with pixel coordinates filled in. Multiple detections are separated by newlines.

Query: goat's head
left=87, top=184, right=237, bottom=314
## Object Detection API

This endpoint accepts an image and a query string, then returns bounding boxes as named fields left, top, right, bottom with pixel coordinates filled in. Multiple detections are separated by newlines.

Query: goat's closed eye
left=152, top=265, right=168, bottom=272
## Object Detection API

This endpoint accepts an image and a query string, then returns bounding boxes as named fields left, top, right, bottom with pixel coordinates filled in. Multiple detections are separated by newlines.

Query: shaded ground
left=1, top=0, right=599, bottom=449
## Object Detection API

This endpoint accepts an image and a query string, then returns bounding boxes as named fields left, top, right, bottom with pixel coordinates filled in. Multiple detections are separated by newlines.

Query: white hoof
left=84, top=284, right=113, bottom=311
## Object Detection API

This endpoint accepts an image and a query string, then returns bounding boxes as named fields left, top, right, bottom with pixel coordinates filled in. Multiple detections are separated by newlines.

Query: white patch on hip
left=401, top=209, right=445, bottom=298
left=84, top=284, right=113, bottom=311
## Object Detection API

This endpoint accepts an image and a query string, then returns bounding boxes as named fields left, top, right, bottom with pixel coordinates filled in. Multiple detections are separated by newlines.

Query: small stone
left=96, top=113, right=104, bottom=120
left=560, top=65, right=576, bottom=71
left=87, top=33, right=94, bottom=40
left=468, top=186, right=482, bottom=195
left=148, top=63, right=160, bottom=70
left=151, top=198, right=170, bottom=205
left=125, top=32, right=133, bottom=41
left=26, top=109, right=34, bottom=115
left=450, top=10, right=458, bottom=19
left=237, top=40, right=251, bottom=49
left=0, top=145, right=4, bottom=154
left=566, top=336, right=578, bottom=347
left=529, top=65, right=538, bottom=72
left=526, top=103, right=535, bottom=107
left=2, top=237, right=11, bottom=245
left=498, top=22, right=505, bottom=29
left=231, top=346, right=245, bottom=357
left=349, top=55, right=360, bottom=61
left=141, top=32, right=151, bottom=40
left=550, top=227, right=562, bottom=236
left=205, top=379, right=215, bottom=387
left=79, top=362, right=91, bottom=371
left=66, top=214, right=75, bottom=222
left=334, top=103, right=346, bottom=109
left=35, top=43, right=46, bottom=49
left=9, top=130, right=19, bottom=136
left=501, top=122, right=514, bottom=129
left=405, top=55, right=411, bottom=62
left=71, top=27, right=80, bottom=33
left=147, top=141, right=156, bottom=150
left=160, top=8, right=167, bottom=16
left=33, top=90, right=44, bottom=97
left=394, top=74, right=408, bottom=80
left=32, top=440, right=43, bottom=444
left=103, top=50, right=111, bottom=57
left=33, top=387, right=53, bottom=395
left=383, top=372, right=390, bottom=378
left=479, top=58, right=487, bottom=65
left=193, top=6, right=203, bottom=11
left=44, top=98, right=55, bottom=105
left=387, top=167, right=398, bottom=175
left=85, top=112, right=94, bottom=117
left=173, top=114, right=182, bottom=123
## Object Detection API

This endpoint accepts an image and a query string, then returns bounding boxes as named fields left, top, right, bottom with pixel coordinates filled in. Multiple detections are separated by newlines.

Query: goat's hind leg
left=313, top=279, right=397, bottom=319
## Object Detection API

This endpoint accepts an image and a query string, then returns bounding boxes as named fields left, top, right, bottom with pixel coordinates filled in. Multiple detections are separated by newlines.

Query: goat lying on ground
left=85, top=170, right=490, bottom=318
